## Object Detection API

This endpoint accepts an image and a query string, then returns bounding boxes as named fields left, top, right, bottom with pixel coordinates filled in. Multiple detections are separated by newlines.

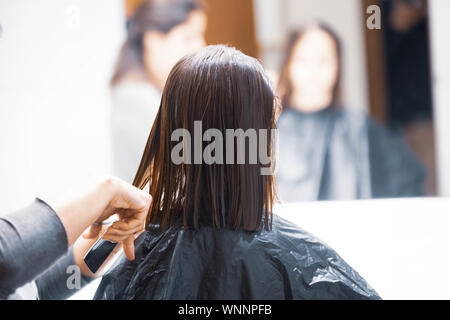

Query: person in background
left=111, top=0, right=206, bottom=182
left=383, top=0, right=436, bottom=195
left=276, top=23, right=426, bottom=202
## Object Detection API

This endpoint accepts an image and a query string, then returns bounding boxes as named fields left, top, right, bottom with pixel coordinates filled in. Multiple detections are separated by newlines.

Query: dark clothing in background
left=276, top=107, right=426, bottom=202
left=0, top=199, right=92, bottom=299
left=384, top=2, right=433, bottom=127
left=94, top=215, right=380, bottom=300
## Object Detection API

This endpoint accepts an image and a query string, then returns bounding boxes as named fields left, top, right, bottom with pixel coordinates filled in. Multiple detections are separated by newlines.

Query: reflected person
left=111, top=0, right=206, bottom=182
left=276, top=23, right=426, bottom=202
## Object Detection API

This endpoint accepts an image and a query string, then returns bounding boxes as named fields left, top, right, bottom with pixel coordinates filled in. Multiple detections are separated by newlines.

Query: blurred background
left=1, top=0, right=450, bottom=299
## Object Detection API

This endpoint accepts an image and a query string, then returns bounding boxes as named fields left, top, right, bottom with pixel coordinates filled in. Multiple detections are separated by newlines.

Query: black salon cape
left=276, top=107, right=426, bottom=202
left=94, top=214, right=380, bottom=300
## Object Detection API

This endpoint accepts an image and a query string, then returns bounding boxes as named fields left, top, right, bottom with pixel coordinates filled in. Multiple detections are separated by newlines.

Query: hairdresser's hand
left=46, top=176, right=151, bottom=261
left=80, top=179, right=150, bottom=260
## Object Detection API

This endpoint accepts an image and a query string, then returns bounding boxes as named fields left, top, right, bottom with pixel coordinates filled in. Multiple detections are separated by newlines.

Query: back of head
left=134, top=45, right=277, bottom=231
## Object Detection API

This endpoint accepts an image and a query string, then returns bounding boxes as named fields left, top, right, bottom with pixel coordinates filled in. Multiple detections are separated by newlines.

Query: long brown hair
left=133, top=45, right=277, bottom=232
left=110, top=0, right=202, bottom=86
left=277, top=23, right=342, bottom=109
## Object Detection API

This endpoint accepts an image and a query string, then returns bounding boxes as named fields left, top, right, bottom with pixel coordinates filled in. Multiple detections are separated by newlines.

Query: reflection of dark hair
left=133, top=45, right=277, bottom=232
left=277, top=23, right=342, bottom=108
left=111, top=0, right=202, bottom=86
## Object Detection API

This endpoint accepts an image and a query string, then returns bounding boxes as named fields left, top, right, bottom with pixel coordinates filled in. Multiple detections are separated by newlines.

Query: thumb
left=122, top=235, right=135, bottom=260
left=82, top=224, right=103, bottom=239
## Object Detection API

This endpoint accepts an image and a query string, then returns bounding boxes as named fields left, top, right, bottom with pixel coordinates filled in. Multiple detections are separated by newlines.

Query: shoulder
left=277, top=109, right=297, bottom=128
left=255, top=215, right=381, bottom=299
left=333, top=107, right=368, bottom=129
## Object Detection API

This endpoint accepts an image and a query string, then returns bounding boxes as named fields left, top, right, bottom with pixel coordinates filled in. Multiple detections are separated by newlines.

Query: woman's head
left=133, top=45, right=277, bottom=232
left=277, top=23, right=341, bottom=113
left=111, top=0, right=206, bottom=89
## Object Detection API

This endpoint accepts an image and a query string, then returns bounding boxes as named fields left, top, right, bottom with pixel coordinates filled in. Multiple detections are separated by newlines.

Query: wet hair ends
left=133, top=45, right=277, bottom=232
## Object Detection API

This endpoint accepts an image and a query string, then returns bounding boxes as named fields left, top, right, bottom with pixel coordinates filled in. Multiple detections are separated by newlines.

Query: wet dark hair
left=133, top=45, right=277, bottom=232
left=277, top=22, right=342, bottom=109
left=111, top=0, right=203, bottom=86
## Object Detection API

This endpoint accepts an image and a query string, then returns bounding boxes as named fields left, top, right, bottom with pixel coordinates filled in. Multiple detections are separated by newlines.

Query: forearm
left=45, top=176, right=116, bottom=246
left=0, top=199, right=68, bottom=299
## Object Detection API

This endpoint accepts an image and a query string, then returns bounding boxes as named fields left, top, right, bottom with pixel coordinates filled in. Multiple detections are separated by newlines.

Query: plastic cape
left=94, top=214, right=380, bottom=300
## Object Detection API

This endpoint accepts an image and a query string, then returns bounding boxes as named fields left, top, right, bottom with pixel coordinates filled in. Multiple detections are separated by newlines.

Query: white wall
left=277, top=198, right=450, bottom=300
left=0, top=0, right=125, bottom=212
left=429, top=0, right=450, bottom=197
left=253, top=0, right=369, bottom=112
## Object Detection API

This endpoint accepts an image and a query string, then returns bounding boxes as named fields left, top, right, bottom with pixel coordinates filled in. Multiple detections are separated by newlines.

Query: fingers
left=122, top=236, right=135, bottom=260
left=111, top=242, right=123, bottom=255
left=134, top=229, right=145, bottom=239
left=81, top=224, right=103, bottom=239
left=96, top=177, right=151, bottom=262
left=110, top=219, right=143, bottom=231
left=112, top=178, right=152, bottom=213
left=103, top=224, right=144, bottom=240
left=102, top=234, right=137, bottom=262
